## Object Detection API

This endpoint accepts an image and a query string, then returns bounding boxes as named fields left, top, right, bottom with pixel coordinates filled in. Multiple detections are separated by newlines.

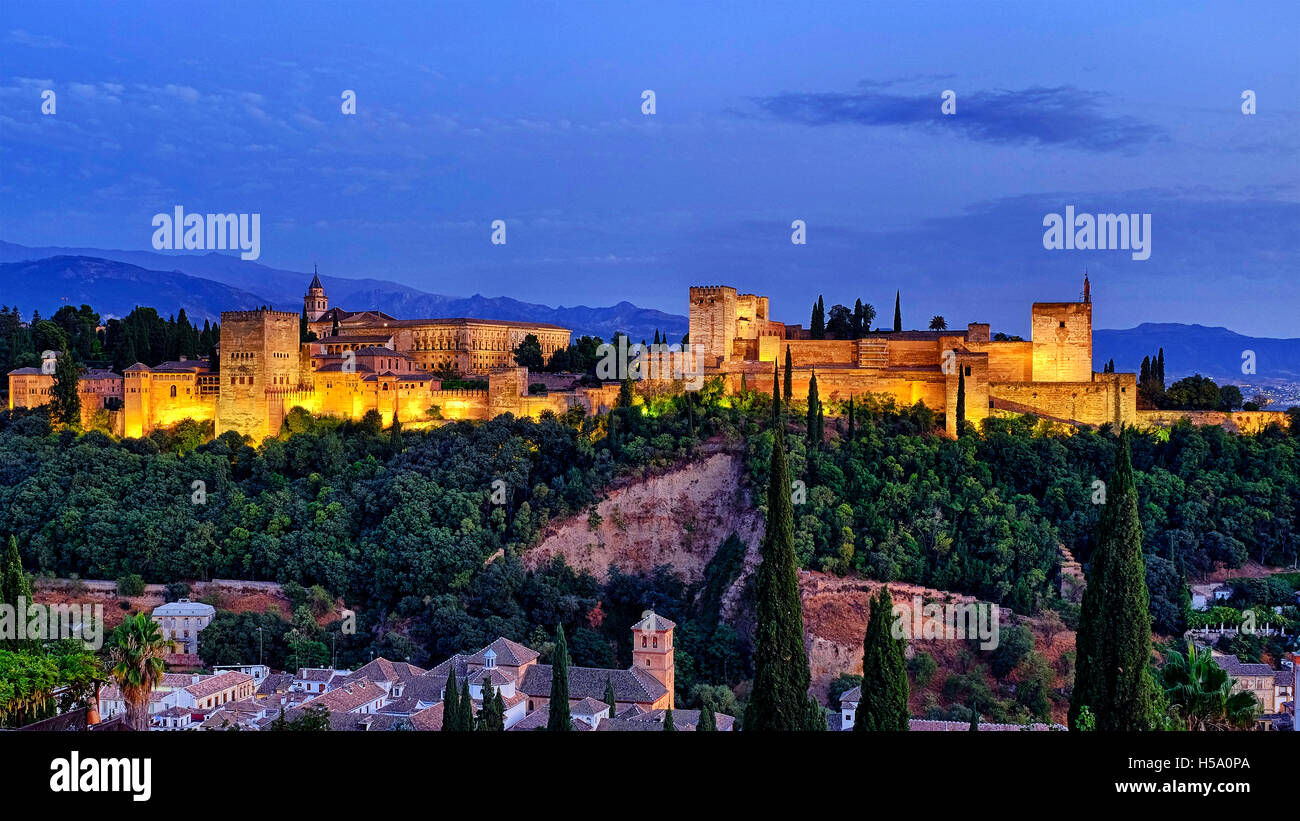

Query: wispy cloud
left=751, top=83, right=1164, bottom=152
left=7, top=29, right=68, bottom=48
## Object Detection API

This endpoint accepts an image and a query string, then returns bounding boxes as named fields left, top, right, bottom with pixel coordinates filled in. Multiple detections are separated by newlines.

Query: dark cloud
left=752, top=84, right=1163, bottom=152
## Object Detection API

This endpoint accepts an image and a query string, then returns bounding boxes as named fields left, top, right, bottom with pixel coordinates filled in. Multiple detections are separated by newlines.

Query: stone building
left=689, top=275, right=1139, bottom=433
left=151, top=598, right=216, bottom=656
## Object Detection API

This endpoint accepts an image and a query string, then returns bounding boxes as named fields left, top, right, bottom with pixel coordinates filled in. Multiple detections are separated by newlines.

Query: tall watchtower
left=1030, top=274, right=1093, bottom=383
left=215, top=309, right=303, bottom=439
left=631, top=611, right=676, bottom=708
left=688, top=286, right=738, bottom=368
left=304, top=266, right=328, bottom=322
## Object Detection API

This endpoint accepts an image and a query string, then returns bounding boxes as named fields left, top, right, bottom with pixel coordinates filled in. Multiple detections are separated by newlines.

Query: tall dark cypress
left=1156, top=348, right=1165, bottom=388
left=892, top=291, right=902, bottom=333
left=603, top=677, right=617, bottom=716
left=1069, top=432, right=1159, bottom=731
left=854, top=587, right=909, bottom=731
left=442, top=668, right=461, bottom=732
left=806, top=371, right=821, bottom=449
left=2, top=535, right=35, bottom=651
left=771, top=361, right=780, bottom=425
left=783, top=347, right=793, bottom=403
left=330, top=314, right=340, bottom=337
left=458, top=680, right=472, bottom=730
left=811, top=297, right=826, bottom=340
left=744, top=425, right=819, bottom=730
left=548, top=625, right=572, bottom=731
left=955, top=368, right=966, bottom=436
left=663, top=708, right=675, bottom=731
left=698, top=702, right=717, bottom=731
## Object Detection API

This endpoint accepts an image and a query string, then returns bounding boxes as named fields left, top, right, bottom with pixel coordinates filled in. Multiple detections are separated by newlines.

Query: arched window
left=170, top=385, right=177, bottom=398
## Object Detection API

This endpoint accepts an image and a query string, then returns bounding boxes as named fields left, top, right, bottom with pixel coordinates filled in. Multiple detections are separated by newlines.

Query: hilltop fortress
left=12, top=272, right=1286, bottom=439
left=688, top=276, right=1137, bottom=431
left=9, top=274, right=613, bottom=440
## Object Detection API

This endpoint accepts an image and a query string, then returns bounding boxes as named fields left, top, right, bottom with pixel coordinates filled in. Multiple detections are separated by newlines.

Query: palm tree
left=928, top=316, right=947, bottom=331
left=108, top=612, right=168, bottom=731
left=1159, top=641, right=1259, bottom=731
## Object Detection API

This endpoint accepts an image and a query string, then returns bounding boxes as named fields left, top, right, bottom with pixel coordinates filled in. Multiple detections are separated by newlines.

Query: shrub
left=115, top=574, right=146, bottom=597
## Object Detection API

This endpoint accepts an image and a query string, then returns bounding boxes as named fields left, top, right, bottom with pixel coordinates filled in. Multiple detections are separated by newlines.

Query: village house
left=151, top=598, right=216, bottom=657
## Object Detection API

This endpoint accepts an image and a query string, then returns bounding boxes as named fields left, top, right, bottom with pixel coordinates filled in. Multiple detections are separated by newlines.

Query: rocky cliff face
left=523, top=450, right=764, bottom=587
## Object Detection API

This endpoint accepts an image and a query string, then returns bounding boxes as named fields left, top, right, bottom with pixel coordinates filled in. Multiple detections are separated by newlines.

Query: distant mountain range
left=0, top=241, right=1295, bottom=385
left=0, top=241, right=687, bottom=341
left=1094, top=324, right=1300, bottom=386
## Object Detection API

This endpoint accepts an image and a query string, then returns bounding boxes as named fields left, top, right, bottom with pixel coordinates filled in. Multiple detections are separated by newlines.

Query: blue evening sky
left=0, top=0, right=1297, bottom=336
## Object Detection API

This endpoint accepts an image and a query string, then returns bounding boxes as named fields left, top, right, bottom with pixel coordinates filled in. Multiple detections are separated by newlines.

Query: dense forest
left=1, top=366, right=1297, bottom=712
left=750, top=394, right=1299, bottom=633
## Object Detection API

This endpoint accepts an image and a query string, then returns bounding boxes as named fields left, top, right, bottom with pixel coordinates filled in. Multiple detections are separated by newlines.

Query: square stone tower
left=631, top=611, right=676, bottom=708
left=216, top=309, right=303, bottom=439
left=1030, top=301, right=1092, bottom=382
left=688, top=286, right=738, bottom=368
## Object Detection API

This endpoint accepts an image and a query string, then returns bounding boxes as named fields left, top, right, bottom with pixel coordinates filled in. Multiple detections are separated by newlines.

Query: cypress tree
left=955, top=368, right=966, bottom=436
left=1069, top=432, right=1159, bottom=731
left=744, top=425, right=819, bottom=730
left=806, top=371, right=821, bottom=449
left=968, top=698, right=979, bottom=731
left=442, top=668, right=461, bottom=731
left=603, top=677, right=617, bottom=716
left=811, top=297, right=825, bottom=340
left=2, top=535, right=36, bottom=649
left=390, top=410, right=403, bottom=452
left=854, top=586, right=909, bottom=731
left=330, top=314, right=340, bottom=337
left=771, top=362, right=780, bottom=425
left=698, top=702, right=717, bottom=731
left=299, top=307, right=309, bottom=343
left=459, top=680, right=472, bottom=730
left=548, top=625, right=572, bottom=731
left=478, top=680, right=505, bottom=730
left=783, top=346, right=793, bottom=403
left=1156, top=348, right=1166, bottom=387
left=618, top=376, right=635, bottom=408
left=50, top=347, right=81, bottom=428
left=1139, top=356, right=1150, bottom=384
left=663, top=708, right=675, bottom=731
left=893, top=291, right=902, bottom=333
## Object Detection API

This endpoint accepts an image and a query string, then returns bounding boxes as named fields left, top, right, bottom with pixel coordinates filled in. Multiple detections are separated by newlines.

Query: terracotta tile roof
left=300, top=678, right=386, bottom=714
left=631, top=612, right=677, bottom=633
left=342, top=658, right=426, bottom=686
left=507, top=709, right=585, bottom=732
left=467, top=638, right=541, bottom=668
left=596, top=717, right=690, bottom=731
left=184, top=671, right=253, bottom=699
left=570, top=697, right=609, bottom=716
left=467, top=668, right=513, bottom=687
left=519, top=664, right=666, bottom=705
left=634, top=708, right=735, bottom=731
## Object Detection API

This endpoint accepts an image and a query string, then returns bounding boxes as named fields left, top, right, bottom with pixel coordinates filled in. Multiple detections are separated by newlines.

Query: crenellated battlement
left=221, top=309, right=299, bottom=323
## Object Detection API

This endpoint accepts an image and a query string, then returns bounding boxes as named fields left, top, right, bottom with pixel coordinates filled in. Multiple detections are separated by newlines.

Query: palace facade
left=8, top=274, right=612, bottom=440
